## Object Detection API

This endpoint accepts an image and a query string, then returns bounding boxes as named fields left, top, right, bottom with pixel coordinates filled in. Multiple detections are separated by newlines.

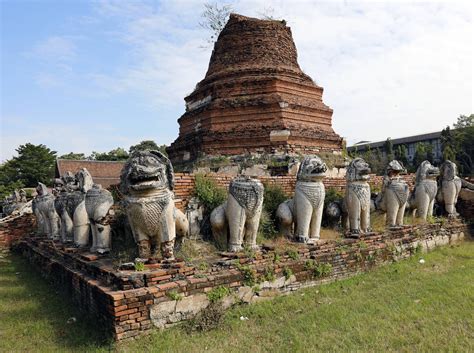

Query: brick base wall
left=12, top=221, right=470, bottom=341
left=0, top=214, right=35, bottom=248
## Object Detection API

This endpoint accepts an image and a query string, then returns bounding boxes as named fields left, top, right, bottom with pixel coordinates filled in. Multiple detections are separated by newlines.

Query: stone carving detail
left=54, top=171, right=77, bottom=243
left=67, top=168, right=94, bottom=247
left=120, top=150, right=178, bottom=260
left=375, top=160, right=409, bottom=228
left=85, top=184, right=114, bottom=253
left=342, top=158, right=371, bottom=236
left=410, top=160, right=440, bottom=220
left=437, top=160, right=462, bottom=218
left=276, top=156, right=327, bottom=243
left=34, top=183, right=60, bottom=239
left=211, top=176, right=264, bottom=252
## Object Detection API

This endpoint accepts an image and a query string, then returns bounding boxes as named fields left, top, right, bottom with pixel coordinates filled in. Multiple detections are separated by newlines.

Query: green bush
left=283, top=266, right=293, bottom=280
left=194, top=174, right=227, bottom=212
left=259, top=184, right=288, bottom=239
left=324, top=187, right=344, bottom=209
left=207, top=286, right=230, bottom=303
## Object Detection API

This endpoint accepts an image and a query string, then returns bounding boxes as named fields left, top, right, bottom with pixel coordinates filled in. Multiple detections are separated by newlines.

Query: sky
left=1, top=0, right=472, bottom=161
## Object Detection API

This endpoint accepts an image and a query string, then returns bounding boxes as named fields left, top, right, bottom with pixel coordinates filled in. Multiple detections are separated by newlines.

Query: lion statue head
left=439, top=160, right=458, bottom=181
left=386, top=160, right=406, bottom=177
left=75, top=168, right=94, bottom=193
left=346, top=158, right=371, bottom=182
left=36, top=182, right=50, bottom=197
left=297, top=155, right=327, bottom=182
left=415, top=160, right=439, bottom=184
left=120, top=150, right=174, bottom=194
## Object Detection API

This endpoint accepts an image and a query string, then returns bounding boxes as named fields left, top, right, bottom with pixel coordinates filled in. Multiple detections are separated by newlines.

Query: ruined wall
left=0, top=214, right=35, bottom=248
left=13, top=222, right=470, bottom=341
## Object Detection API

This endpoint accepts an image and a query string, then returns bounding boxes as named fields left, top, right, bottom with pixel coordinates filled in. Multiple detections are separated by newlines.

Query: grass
left=1, top=242, right=473, bottom=352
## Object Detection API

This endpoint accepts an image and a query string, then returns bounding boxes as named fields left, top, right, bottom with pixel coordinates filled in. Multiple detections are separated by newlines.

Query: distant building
left=55, top=160, right=125, bottom=188
left=347, top=131, right=443, bottom=163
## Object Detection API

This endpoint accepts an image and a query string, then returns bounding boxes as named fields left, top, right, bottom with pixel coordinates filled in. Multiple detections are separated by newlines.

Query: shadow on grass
left=0, top=252, right=113, bottom=352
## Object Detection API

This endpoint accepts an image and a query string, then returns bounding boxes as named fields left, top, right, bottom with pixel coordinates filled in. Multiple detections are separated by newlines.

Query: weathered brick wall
left=0, top=214, right=35, bottom=248
left=172, top=172, right=416, bottom=210
left=12, top=222, right=470, bottom=341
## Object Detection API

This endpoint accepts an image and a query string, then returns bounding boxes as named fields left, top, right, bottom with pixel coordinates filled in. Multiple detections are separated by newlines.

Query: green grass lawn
left=1, top=242, right=473, bottom=352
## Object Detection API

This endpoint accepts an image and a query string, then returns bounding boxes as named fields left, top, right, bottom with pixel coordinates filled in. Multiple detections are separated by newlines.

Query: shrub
left=194, top=174, right=227, bottom=212
left=134, top=261, right=145, bottom=272
left=263, top=266, right=276, bottom=282
left=305, top=260, right=332, bottom=278
left=207, top=286, right=230, bottom=303
left=283, top=266, right=293, bottom=280
left=236, top=264, right=256, bottom=287
left=166, top=290, right=182, bottom=301
left=258, top=209, right=278, bottom=239
left=287, top=249, right=300, bottom=260
left=258, top=184, right=288, bottom=239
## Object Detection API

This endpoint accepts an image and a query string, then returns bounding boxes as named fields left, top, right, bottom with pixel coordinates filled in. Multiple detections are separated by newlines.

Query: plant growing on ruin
left=235, top=264, right=256, bottom=287
left=207, top=286, right=230, bottom=303
left=166, top=290, right=182, bottom=301
left=199, top=2, right=233, bottom=45
left=194, top=174, right=227, bottom=212
left=134, top=261, right=145, bottom=271
left=287, top=249, right=300, bottom=260
left=263, top=266, right=276, bottom=282
left=283, top=266, right=293, bottom=280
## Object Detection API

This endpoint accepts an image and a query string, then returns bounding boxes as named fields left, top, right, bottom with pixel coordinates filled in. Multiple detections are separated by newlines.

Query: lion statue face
left=121, top=150, right=174, bottom=193
left=346, top=158, right=371, bottom=182
left=386, top=160, right=406, bottom=177
left=297, top=155, right=327, bottom=181
left=36, top=182, right=49, bottom=197
left=439, top=160, right=458, bottom=181
left=415, top=160, right=439, bottom=183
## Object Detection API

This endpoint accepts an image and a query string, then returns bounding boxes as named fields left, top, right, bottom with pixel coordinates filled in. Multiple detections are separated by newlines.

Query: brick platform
left=11, top=221, right=470, bottom=341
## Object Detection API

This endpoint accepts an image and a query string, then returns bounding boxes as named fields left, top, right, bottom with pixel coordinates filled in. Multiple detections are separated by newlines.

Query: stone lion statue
left=67, top=168, right=94, bottom=247
left=276, top=155, right=327, bottom=243
left=409, top=160, right=440, bottom=220
left=437, top=160, right=462, bottom=218
left=210, top=176, right=264, bottom=252
left=34, top=182, right=60, bottom=239
left=54, top=171, right=77, bottom=243
left=120, top=150, right=179, bottom=260
left=85, top=183, right=114, bottom=253
left=342, top=158, right=371, bottom=237
left=375, top=160, right=409, bottom=228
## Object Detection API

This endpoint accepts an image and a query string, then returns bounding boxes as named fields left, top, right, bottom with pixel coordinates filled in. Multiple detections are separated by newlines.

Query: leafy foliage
left=1, top=143, right=57, bottom=189
left=194, top=174, right=227, bottom=212
left=129, top=140, right=168, bottom=156
left=207, top=286, right=230, bottom=303
left=59, top=152, right=86, bottom=160
left=90, top=147, right=129, bottom=161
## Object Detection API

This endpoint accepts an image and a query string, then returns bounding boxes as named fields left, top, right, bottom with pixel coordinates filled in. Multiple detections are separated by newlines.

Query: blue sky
left=1, top=0, right=472, bottom=161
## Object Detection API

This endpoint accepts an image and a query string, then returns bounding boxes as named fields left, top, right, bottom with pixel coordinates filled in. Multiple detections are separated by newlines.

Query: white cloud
left=30, top=36, right=78, bottom=62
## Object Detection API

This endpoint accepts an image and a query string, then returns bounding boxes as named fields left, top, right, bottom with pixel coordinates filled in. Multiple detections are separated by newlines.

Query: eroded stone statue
left=68, top=168, right=94, bottom=247
left=211, top=176, right=264, bottom=252
left=342, top=158, right=371, bottom=237
left=437, top=160, right=462, bottom=218
left=54, top=171, right=76, bottom=243
left=34, top=183, right=59, bottom=239
left=120, top=150, right=178, bottom=260
left=375, top=160, right=409, bottom=228
left=410, top=160, right=439, bottom=220
left=276, top=156, right=327, bottom=243
left=85, top=184, right=114, bottom=253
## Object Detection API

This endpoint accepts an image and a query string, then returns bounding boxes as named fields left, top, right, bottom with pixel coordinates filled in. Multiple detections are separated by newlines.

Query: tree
left=384, top=138, right=394, bottom=162
left=394, top=144, right=408, bottom=167
left=199, top=2, right=233, bottom=45
left=59, top=152, right=86, bottom=160
left=413, top=143, right=428, bottom=168
left=129, top=140, right=168, bottom=156
left=453, top=114, right=473, bottom=175
left=90, top=147, right=129, bottom=161
left=1, top=143, right=57, bottom=188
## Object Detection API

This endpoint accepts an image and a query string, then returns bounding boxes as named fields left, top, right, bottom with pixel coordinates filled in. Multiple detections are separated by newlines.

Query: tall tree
left=394, top=144, right=408, bottom=166
left=129, top=140, right=168, bottom=156
left=59, top=152, right=86, bottom=160
left=2, top=143, right=57, bottom=187
left=384, top=138, right=394, bottom=162
left=90, top=148, right=129, bottom=161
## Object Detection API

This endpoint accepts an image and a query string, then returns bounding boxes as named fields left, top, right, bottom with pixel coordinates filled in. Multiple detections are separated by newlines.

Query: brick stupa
left=167, top=14, right=343, bottom=165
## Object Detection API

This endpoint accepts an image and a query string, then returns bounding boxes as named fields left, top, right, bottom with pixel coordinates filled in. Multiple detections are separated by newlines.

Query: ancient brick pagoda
left=167, top=14, right=343, bottom=165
